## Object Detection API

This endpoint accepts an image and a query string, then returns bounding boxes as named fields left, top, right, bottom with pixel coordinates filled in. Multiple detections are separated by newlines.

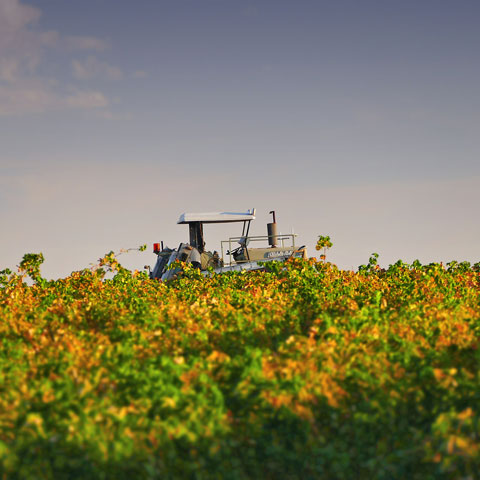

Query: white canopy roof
left=178, top=209, right=256, bottom=224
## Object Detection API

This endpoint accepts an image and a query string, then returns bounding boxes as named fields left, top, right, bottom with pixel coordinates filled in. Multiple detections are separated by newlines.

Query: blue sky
left=1, top=0, right=479, bottom=277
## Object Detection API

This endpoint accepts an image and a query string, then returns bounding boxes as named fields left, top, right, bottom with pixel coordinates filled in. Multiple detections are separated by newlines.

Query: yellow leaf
left=162, top=397, right=177, bottom=408
left=207, top=350, right=229, bottom=363
left=447, top=435, right=456, bottom=454
left=458, top=408, right=474, bottom=420
left=42, top=389, right=55, bottom=403
left=454, top=436, right=470, bottom=452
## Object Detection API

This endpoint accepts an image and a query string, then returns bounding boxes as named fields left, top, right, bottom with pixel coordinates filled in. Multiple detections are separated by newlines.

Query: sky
left=1, top=0, right=479, bottom=278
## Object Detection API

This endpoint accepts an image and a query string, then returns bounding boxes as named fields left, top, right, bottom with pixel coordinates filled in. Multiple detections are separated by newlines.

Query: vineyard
left=1, top=252, right=480, bottom=479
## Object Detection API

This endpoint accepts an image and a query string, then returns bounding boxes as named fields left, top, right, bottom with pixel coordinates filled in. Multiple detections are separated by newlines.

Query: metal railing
left=220, top=234, right=297, bottom=267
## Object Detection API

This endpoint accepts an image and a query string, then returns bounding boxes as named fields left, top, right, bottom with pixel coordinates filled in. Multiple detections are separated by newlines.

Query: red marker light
left=153, top=243, right=160, bottom=253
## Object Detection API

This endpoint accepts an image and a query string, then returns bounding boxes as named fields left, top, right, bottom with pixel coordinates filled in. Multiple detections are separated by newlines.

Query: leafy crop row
left=1, top=254, right=479, bottom=479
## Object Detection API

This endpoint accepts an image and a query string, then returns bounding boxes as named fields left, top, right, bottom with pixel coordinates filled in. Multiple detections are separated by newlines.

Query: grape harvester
left=149, top=209, right=306, bottom=281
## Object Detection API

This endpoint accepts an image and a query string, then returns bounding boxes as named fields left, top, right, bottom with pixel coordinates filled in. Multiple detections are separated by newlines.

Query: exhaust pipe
left=267, top=210, right=277, bottom=247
